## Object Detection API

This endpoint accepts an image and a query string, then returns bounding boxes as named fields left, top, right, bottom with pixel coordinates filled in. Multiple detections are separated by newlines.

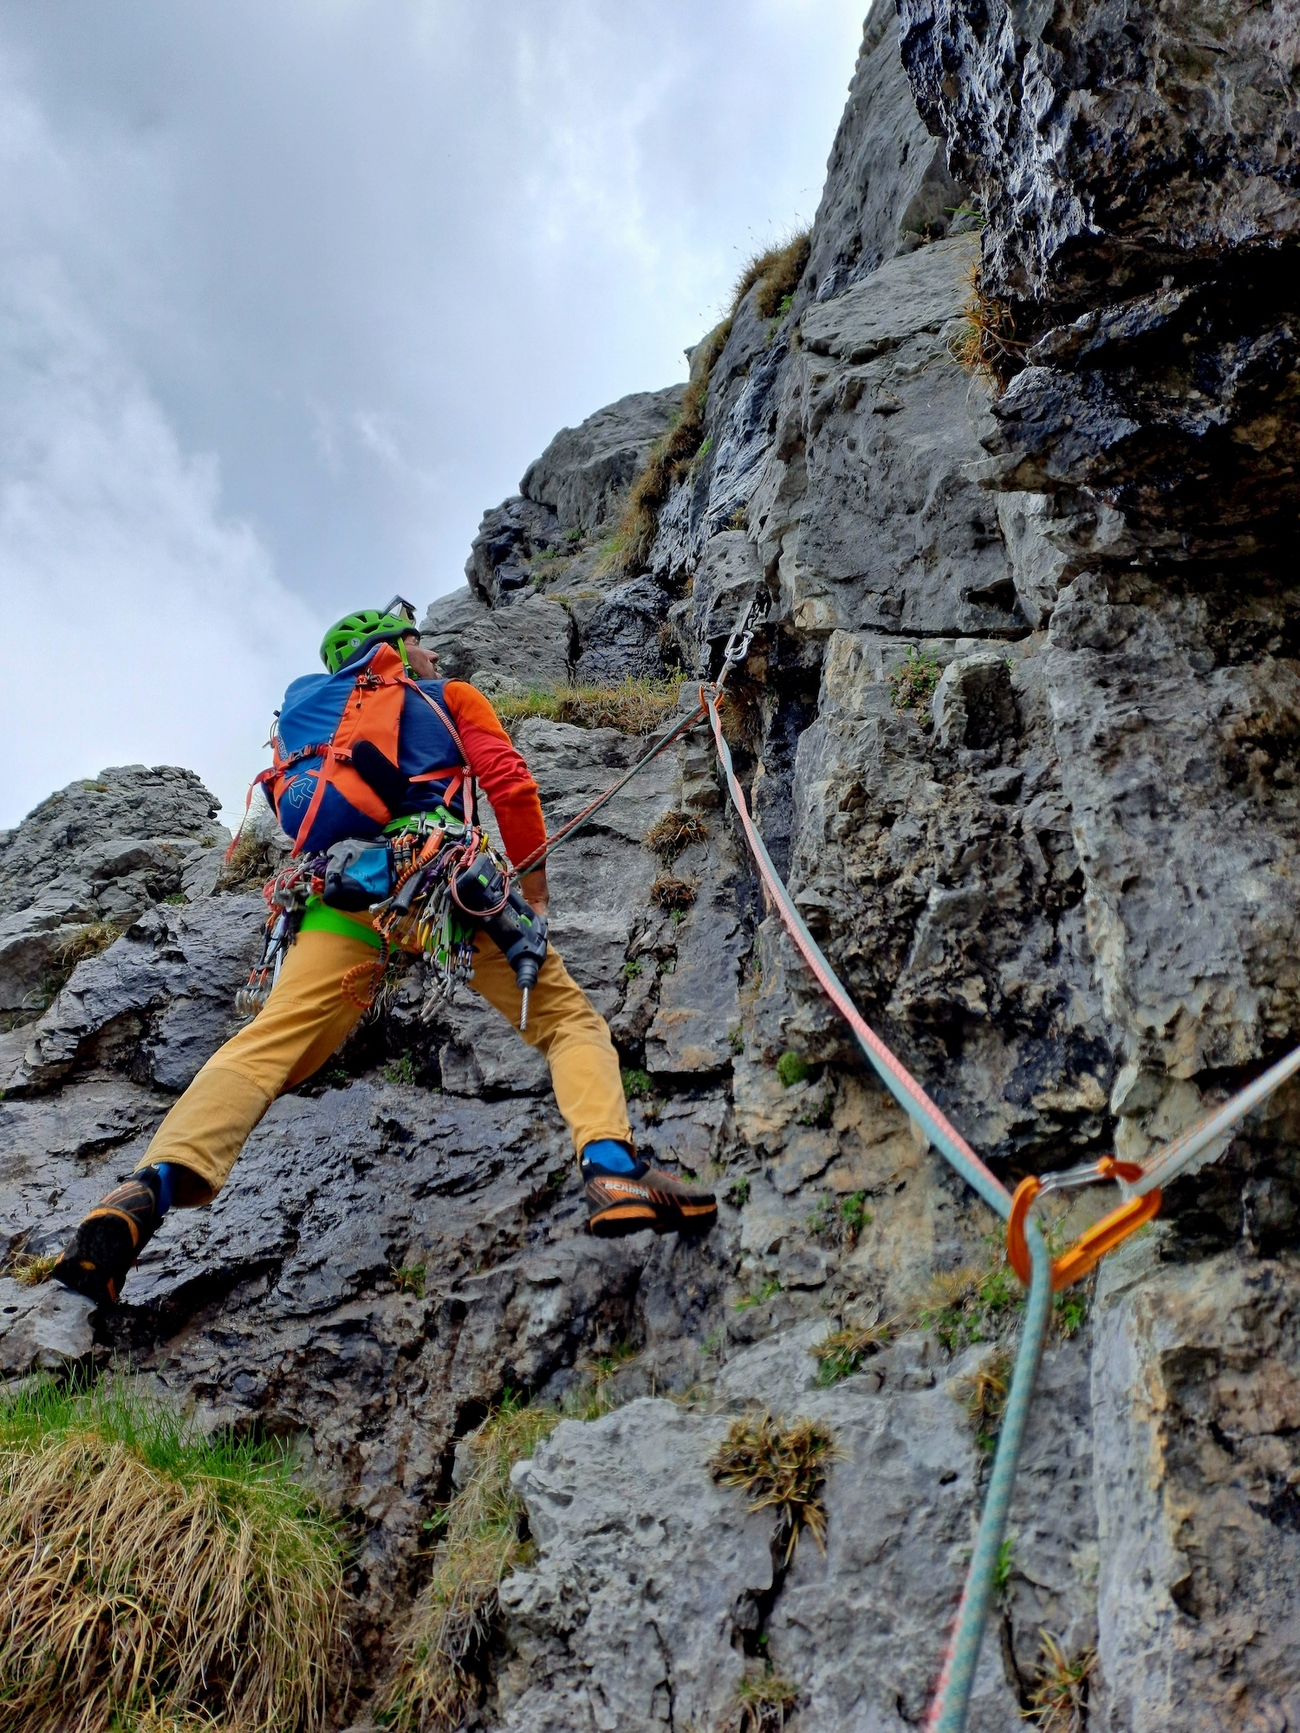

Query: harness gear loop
left=341, top=935, right=391, bottom=1009
left=1006, top=1158, right=1162, bottom=1291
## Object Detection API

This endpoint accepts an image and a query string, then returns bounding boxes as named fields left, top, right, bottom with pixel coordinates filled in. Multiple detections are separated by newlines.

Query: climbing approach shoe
left=583, top=1157, right=717, bottom=1238
left=51, top=1167, right=166, bottom=1307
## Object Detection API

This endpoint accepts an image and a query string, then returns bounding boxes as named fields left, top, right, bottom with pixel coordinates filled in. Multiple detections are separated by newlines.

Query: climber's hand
left=521, top=868, right=550, bottom=917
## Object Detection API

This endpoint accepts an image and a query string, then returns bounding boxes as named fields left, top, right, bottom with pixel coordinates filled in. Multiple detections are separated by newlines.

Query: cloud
left=0, top=63, right=317, bottom=830
left=0, top=0, right=867, bottom=831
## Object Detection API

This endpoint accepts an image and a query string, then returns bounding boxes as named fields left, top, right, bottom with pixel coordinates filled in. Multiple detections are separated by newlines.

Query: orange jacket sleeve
left=443, top=681, right=547, bottom=867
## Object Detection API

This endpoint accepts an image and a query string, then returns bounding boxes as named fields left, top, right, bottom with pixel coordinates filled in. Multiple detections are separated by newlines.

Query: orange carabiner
left=1007, top=1158, right=1163, bottom=1292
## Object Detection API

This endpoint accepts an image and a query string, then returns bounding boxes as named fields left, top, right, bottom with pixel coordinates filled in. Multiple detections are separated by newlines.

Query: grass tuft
left=649, top=873, right=697, bottom=911
left=709, top=1412, right=843, bottom=1561
left=56, top=920, right=125, bottom=974
left=814, top=1320, right=895, bottom=1387
left=382, top=1397, right=560, bottom=1732
left=494, top=678, right=683, bottom=737
left=950, top=261, right=1027, bottom=388
left=216, top=829, right=282, bottom=894
left=775, top=1051, right=810, bottom=1089
left=566, top=1342, right=639, bottom=1422
left=0, top=1375, right=347, bottom=1733
left=959, top=1348, right=1012, bottom=1452
left=645, top=810, right=708, bottom=863
left=732, top=230, right=812, bottom=321
left=4, top=1250, right=59, bottom=1287
left=917, top=1252, right=1022, bottom=1352
left=382, top=1053, right=419, bottom=1086
left=889, top=645, right=944, bottom=724
left=726, top=1665, right=799, bottom=1732
left=610, top=232, right=809, bottom=573
left=1022, top=1631, right=1096, bottom=1732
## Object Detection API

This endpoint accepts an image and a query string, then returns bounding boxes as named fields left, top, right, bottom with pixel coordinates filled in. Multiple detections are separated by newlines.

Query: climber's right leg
left=52, top=928, right=374, bottom=1305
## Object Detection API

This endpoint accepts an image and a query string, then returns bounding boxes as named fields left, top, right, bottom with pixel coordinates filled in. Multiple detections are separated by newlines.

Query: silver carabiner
left=722, top=590, right=769, bottom=665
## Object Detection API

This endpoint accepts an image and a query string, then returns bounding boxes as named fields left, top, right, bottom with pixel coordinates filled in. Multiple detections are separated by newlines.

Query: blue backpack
left=254, top=642, right=469, bottom=855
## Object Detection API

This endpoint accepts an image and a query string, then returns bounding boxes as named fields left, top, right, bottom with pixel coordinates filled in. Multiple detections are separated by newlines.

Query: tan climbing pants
left=137, top=926, right=631, bottom=1201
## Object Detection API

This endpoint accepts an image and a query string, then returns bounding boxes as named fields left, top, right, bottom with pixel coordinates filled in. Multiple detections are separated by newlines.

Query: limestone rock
left=419, top=586, right=573, bottom=689
left=571, top=576, right=671, bottom=685
left=521, top=386, right=685, bottom=534
left=1093, top=1236, right=1300, bottom=1731
left=0, top=764, right=222, bottom=917
left=498, top=1400, right=774, bottom=1733
left=800, top=0, right=965, bottom=307
left=16, top=897, right=266, bottom=1092
left=750, top=235, right=1024, bottom=639
left=0, top=1278, right=96, bottom=1371
left=898, top=0, right=1300, bottom=300
left=466, top=497, right=565, bottom=606
left=0, top=765, right=227, bottom=1014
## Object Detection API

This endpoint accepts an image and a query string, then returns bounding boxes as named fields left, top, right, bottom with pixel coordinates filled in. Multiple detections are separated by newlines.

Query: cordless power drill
left=453, top=853, right=549, bottom=1029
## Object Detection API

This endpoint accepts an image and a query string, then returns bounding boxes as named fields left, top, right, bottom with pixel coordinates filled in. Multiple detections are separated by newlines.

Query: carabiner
left=1007, top=1156, right=1162, bottom=1291
left=721, top=589, right=769, bottom=667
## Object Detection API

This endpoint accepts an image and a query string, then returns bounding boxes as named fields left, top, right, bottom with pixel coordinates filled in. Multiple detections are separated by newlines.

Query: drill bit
left=519, top=985, right=530, bottom=1032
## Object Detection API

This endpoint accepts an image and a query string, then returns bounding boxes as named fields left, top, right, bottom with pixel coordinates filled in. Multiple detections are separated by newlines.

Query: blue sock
left=154, top=1162, right=177, bottom=1215
left=582, top=1139, right=638, bottom=1174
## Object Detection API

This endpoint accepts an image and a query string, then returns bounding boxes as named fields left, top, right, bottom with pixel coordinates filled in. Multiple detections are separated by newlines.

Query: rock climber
left=54, top=604, right=715, bottom=1306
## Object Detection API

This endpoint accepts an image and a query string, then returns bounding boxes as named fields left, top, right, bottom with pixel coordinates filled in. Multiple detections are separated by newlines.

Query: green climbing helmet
left=320, top=596, right=418, bottom=674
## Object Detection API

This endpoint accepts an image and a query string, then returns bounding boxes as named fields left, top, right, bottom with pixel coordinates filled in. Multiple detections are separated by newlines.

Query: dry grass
left=723, top=1667, right=799, bottom=1733
left=950, top=261, right=1027, bottom=388
left=813, top=1320, right=895, bottom=1387
left=646, top=810, right=708, bottom=862
left=494, top=677, right=684, bottom=737
left=55, top=921, right=125, bottom=972
left=959, top=1348, right=1012, bottom=1451
left=4, top=1250, right=59, bottom=1287
left=0, top=1376, right=348, bottom=1733
left=649, top=873, right=697, bottom=911
left=1022, top=1631, right=1096, bottom=1732
left=609, top=232, right=810, bottom=574
left=917, top=1252, right=1022, bottom=1353
left=611, top=346, right=721, bottom=570
left=125, top=1708, right=227, bottom=1733
left=732, top=230, right=812, bottom=321
left=382, top=1398, right=561, bottom=1733
left=216, top=828, right=282, bottom=893
left=709, top=1413, right=843, bottom=1562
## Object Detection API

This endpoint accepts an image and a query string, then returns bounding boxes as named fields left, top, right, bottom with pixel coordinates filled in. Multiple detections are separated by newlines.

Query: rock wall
left=3, top=2, right=1300, bottom=1728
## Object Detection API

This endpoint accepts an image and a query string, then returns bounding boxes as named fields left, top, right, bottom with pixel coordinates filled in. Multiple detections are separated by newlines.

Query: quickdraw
left=370, top=819, right=483, bottom=1003
left=234, top=859, right=322, bottom=1017
left=1006, top=1156, right=1163, bottom=1292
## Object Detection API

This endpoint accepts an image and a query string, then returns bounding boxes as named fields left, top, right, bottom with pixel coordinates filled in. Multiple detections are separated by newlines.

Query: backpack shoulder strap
left=401, top=677, right=479, bottom=826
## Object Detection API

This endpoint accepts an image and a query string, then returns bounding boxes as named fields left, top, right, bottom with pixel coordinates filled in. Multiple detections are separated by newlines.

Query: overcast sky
left=0, top=1, right=865, bottom=832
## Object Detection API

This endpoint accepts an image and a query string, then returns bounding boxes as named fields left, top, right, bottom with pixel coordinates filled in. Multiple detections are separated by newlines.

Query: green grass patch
left=620, top=1067, right=653, bottom=1099
left=917, top=1254, right=1023, bottom=1352
left=775, top=1050, right=811, bottom=1088
left=494, top=677, right=684, bottom=737
left=0, top=1375, right=347, bottom=1732
left=734, top=1278, right=782, bottom=1313
left=889, top=645, right=944, bottom=724
left=814, top=1320, right=895, bottom=1386
left=382, top=1053, right=419, bottom=1086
